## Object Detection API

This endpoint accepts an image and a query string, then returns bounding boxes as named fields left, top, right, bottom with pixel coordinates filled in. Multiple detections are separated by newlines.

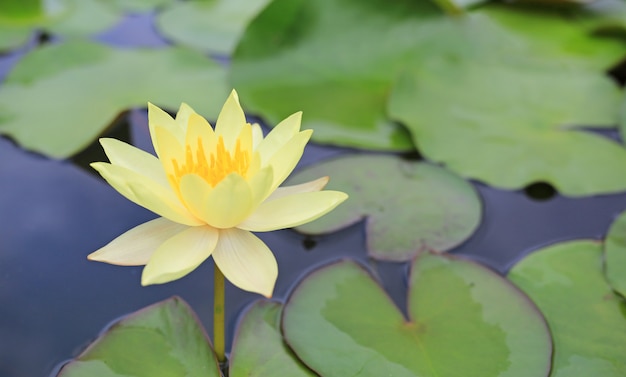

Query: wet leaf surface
left=288, top=155, right=482, bottom=261
left=57, top=296, right=221, bottom=377
left=229, top=300, right=316, bottom=377
left=0, top=41, right=228, bottom=158
left=283, top=253, right=551, bottom=377
left=509, top=240, right=626, bottom=377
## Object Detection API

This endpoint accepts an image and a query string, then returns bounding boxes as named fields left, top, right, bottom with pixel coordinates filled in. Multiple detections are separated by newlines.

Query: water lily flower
left=89, top=90, right=348, bottom=297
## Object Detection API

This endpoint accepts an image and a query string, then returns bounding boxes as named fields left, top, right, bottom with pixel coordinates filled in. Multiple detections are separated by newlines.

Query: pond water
left=2, top=11, right=626, bottom=377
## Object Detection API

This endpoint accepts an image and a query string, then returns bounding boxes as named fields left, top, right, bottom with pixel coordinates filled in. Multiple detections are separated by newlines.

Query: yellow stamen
left=170, top=135, right=250, bottom=187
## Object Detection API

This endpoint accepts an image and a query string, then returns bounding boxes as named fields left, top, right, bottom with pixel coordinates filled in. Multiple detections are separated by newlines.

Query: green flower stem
left=214, top=262, right=226, bottom=364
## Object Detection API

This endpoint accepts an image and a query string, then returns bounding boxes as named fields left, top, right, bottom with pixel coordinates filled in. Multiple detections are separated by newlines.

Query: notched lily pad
left=0, top=41, right=228, bottom=158
left=283, top=254, right=552, bottom=377
left=288, top=155, right=482, bottom=261
left=156, top=0, right=271, bottom=55
left=509, top=240, right=626, bottom=377
left=229, top=300, right=316, bottom=377
left=57, top=296, right=221, bottom=377
left=605, top=210, right=626, bottom=297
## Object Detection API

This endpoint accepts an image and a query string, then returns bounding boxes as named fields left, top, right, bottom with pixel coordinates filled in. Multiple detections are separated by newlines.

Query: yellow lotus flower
left=89, top=90, right=347, bottom=297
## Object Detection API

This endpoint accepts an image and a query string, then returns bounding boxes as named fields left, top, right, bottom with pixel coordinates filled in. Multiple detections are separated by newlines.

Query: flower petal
left=265, top=176, right=329, bottom=202
left=100, top=138, right=168, bottom=187
left=256, top=111, right=302, bottom=163
left=212, top=228, right=277, bottom=297
left=238, top=190, right=348, bottom=232
left=148, top=102, right=184, bottom=148
left=142, top=225, right=218, bottom=285
left=88, top=217, right=188, bottom=266
left=267, top=130, right=313, bottom=191
left=215, top=90, right=246, bottom=149
left=153, top=125, right=185, bottom=182
left=186, top=112, right=217, bottom=158
left=176, top=102, right=197, bottom=129
left=251, top=123, right=264, bottom=149
left=248, top=166, right=274, bottom=205
left=202, top=173, right=254, bottom=228
left=92, top=162, right=202, bottom=226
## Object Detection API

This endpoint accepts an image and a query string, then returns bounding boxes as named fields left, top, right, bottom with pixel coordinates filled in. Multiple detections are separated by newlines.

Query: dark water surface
left=2, top=11, right=626, bottom=377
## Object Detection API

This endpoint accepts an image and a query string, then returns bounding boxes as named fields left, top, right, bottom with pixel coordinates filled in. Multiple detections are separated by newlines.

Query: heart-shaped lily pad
left=283, top=253, right=551, bottom=377
left=287, top=155, right=482, bottom=261
left=230, top=0, right=438, bottom=152
left=0, top=41, right=228, bottom=158
left=605, top=210, right=626, bottom=297
left=388, top=37, right=626, bottom=196
left=57, top=296, right=221, bottom=377
left=156, top=0, right=271, bottom=55
left=229, top=300, right=316, bottom=377
left=508, top=240, right=626, bottom=377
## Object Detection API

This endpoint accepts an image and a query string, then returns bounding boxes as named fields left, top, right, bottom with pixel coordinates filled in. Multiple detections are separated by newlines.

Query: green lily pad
left=387, top=16, right=626, bottom=196
left=0, top=0, right=120, bottom=51
left=57, top=296, right=221, bottom=377
left=605, top=211, right=626, bottom=297
left=156, top=0, right=271, bottom=55
left=0, top=41, right=228, bottom=158
left=283, top=254, right=552, bottom=377
left=508, top=240, right=626, bottom=377
left=229, top=300, right=316, bottom=377
left=230, top=0, right=441, bottom=152
left=288, top=155, right=482, bottom=261
left=107, top=0, right=174, bottom=12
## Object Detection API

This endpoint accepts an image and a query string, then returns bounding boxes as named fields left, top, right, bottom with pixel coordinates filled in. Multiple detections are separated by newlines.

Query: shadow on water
left=1, top=9, right=626, bottom=377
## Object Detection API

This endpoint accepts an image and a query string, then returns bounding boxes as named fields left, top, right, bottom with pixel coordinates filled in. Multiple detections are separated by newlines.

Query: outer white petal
left=256, top=111, right=302, bottom=163
left=99, top=138, right=169, bottom=187
left=265, top=176, right=329, bottom=202
left=141, top=225, right=218, bottom=285
left=91, top=162, right=202, bottom=226
left=88, top=218, right=188, bottom=266
left=212, top=228, right=277, bottom=297
left=215, top=90, right=246, bottom=149
left=238, top=191, right=348, bottom=232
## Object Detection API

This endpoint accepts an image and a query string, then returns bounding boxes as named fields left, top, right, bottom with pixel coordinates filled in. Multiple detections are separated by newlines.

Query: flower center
left=170, top=135, right=250, bottom=187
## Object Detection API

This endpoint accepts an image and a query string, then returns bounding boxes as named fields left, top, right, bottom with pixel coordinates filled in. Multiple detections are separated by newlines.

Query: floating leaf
left=230, top=0, right=438, bottom=152
left=156, top=0, right=271, bottom=55
left=508, top=240, right=626, bottom=377
left=57, top=296, right=221, bottom=377
left=0, top=41, right=228, bottom=158
left=288, top=155, right=481, bottom=261
left=229, top=300, right=316, bottom=377
left=605, top=211, right=626, bottom=297
left=387, top=11, right=626, bottom=196
left=283, top=254, right=552, bottom=377
left=107, top=0, right=174, bottom=12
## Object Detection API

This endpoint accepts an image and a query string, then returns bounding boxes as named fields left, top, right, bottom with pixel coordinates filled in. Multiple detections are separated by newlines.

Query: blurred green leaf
left=604, top=210, right=626, bottom=297
left=0, top=41, right=228, bottom=158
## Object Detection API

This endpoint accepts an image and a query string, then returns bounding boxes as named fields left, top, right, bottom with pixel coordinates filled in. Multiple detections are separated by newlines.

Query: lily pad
left=283, top=254, right=552, bottom=377
left=108, top=0, right=174, bottom=13
left=288, top=155, right=482, bottom=261
left=508, top=240, right=626, bottom=377
left=0, top=0, right=120, bottom=51
left=230, top=0, right=439, bottom=152
left=0, top=41, right=228, bottom=158
left=57, top=296, right=221, bottom=377
left=388, top=31, right=626, bottom=196
left=605, top=210, right=626, bottom=297
left=229, top=300, right=316, bottom=377
left=156, top=0, right=271, bottom=55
